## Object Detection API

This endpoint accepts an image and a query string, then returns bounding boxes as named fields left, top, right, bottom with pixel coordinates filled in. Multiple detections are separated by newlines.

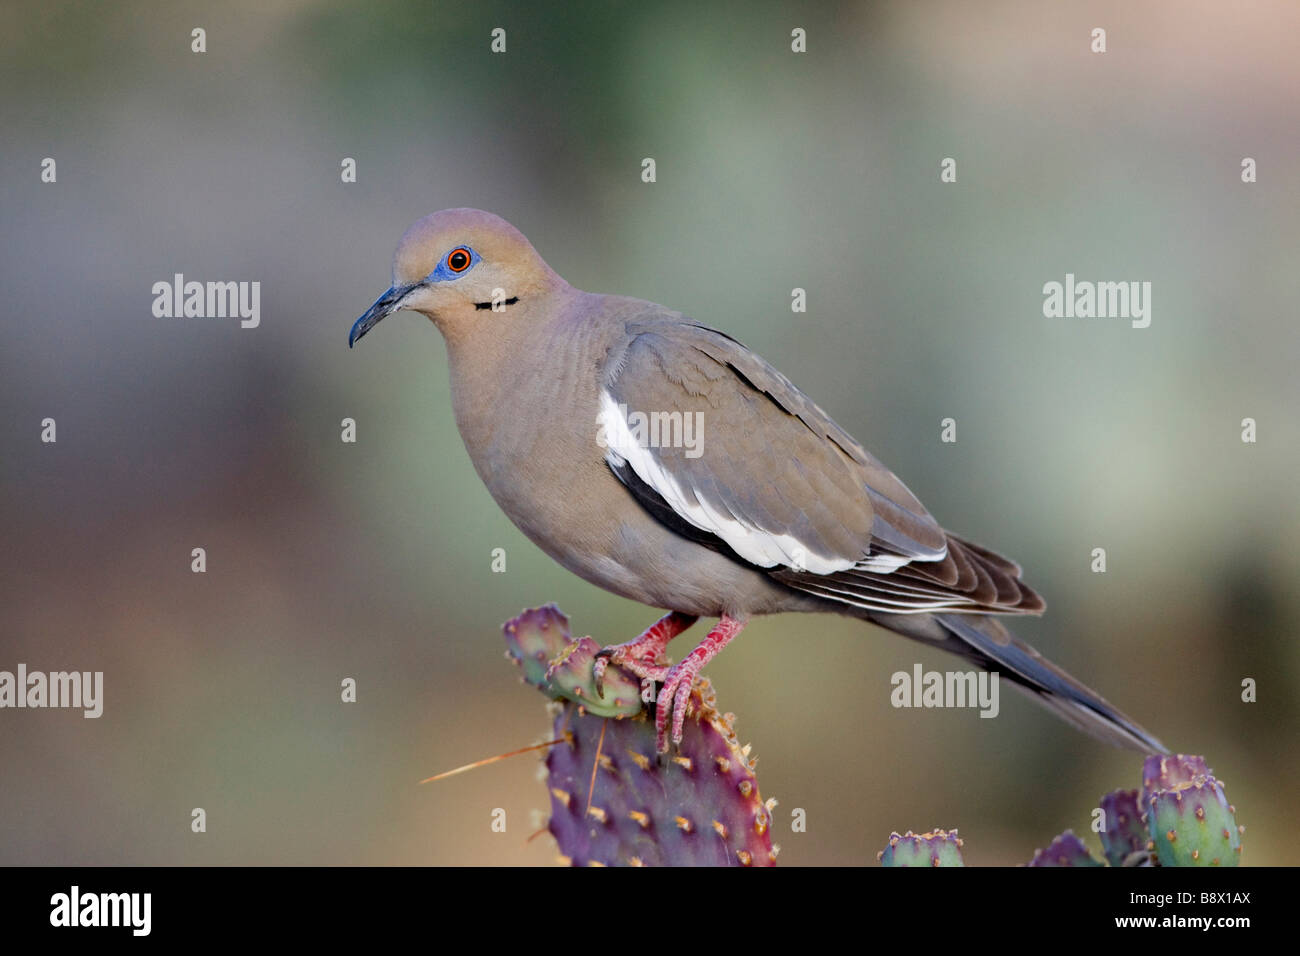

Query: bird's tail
left=869, top=611, right=1168, bottom=754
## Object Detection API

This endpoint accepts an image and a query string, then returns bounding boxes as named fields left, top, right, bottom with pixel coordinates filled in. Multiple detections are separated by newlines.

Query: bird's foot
left=652, top=614, right=748, bottom=753
left=592, top=611, right=698, bottom=696
left=654, top=656, right=705, bottom=753
left=592, top=647, right=670, bottom=701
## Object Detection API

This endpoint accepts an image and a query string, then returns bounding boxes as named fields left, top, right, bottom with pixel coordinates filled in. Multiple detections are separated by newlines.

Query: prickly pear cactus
left=1141, top=754, right=1210, bottom=809
left=545, top=681, right=777, bottom=866
left=1146, top=774, right=1242, bottom=867
left=877, top=829, right=965, bottom=867
left=504, top=605, right=777, bottom=866
left=504, top=605, right=641, bottom=717
left=875, top=754, right=1244, bottom=868
left=1098, top=789, right=1148, bottom=866
left=1027, top=830, right=1104, bottom=867
left=510, top=610, right=1247, bottom=868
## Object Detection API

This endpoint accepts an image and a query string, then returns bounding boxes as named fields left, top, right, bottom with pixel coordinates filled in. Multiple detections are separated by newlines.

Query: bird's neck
left=442, top=289, right=606, bottom=476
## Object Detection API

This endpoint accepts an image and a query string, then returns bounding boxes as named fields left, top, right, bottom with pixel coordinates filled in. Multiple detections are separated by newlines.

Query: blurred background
left=2, top=0, right=1297, bottom=865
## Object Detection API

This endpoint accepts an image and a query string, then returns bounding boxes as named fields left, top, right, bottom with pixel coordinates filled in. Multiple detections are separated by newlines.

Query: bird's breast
left=444, top=314, right=620, bottom=545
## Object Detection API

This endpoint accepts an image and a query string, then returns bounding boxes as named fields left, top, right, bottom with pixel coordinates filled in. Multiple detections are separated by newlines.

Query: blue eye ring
left=427, top=245, right=480, bottom=282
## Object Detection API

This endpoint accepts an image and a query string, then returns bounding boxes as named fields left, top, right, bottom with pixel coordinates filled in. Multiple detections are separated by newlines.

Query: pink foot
left=654, top=614, right=747, bottom=753
left=593, top=611, right=697, bottom=695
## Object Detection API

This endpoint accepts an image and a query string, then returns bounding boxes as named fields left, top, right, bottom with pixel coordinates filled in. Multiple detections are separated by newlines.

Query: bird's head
left=349, top=208, right=563, bottom=347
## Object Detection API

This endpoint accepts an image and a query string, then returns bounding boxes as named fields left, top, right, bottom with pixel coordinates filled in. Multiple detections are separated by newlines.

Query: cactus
left=1141, top=754, right=1210, bottom=809
left=1098, top=789, right=1148, bottom=866
left=505, top=605, right=777, bottom=866
left=1146, top=775, right=1242, bottom=867
left=876, top=755, right=1243, bottom=868
left=1138, top=755, right=1243, bottom=867
left=1027, top=830, right=1104, bottom=867
left=504, top=605, right=641, bottom=717
left=508, top=610, right=1247, bottom=868
left=877, top=829, right=965, bottom=867
left=545, top=681, right=777, bottom=866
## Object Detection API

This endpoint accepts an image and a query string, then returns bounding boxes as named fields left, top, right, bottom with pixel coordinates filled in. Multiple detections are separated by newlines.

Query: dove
left=350, top=208, right=1166, bottom=755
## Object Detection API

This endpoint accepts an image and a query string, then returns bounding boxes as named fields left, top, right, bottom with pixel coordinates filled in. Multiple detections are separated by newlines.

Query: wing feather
left=601, top=316, right=1042, bottom=615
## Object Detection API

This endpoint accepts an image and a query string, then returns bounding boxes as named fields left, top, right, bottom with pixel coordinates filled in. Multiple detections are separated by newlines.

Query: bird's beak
left=349, top=283, right=415, bottom=348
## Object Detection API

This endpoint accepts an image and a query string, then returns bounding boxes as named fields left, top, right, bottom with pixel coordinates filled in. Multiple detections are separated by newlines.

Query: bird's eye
left=446, top=248, right=472, bottom=273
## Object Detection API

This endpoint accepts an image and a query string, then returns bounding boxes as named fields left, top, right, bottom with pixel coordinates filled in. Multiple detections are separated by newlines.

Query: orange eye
left=447, top=248, right=472, bottom=272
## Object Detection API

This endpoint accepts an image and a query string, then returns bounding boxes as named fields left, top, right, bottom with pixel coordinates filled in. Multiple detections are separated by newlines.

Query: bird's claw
left=591, top=652, right=608, bottom=698
left=592, top=643, right=670, bottom=698
left=592, top=646, right=703, bottom=752
left=653, top=657, right=702, bottom=753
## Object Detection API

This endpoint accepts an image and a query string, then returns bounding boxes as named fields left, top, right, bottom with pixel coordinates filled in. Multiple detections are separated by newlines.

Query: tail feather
left=871, top=611, right=1168, bottom=754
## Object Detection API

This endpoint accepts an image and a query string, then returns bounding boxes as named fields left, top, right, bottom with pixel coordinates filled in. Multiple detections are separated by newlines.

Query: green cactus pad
left=503, top=605, right=641, bottom=717
left=544, top=635, right=643, bottom=718
left=1027, top=830, right=1104, bottom=867
left=1146, top=775, right=1242, bottom=867
left=503, top=604, right=570, bottom=688
left=1098, top=789, right=1148, bottom=866
left=544, top=677, right=777, bottom=866
left=877, top=829, right=965, bottom=867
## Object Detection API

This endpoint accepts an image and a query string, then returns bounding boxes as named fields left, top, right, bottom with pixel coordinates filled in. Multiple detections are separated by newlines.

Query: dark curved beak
left=349, top=283, right=414, bottom=348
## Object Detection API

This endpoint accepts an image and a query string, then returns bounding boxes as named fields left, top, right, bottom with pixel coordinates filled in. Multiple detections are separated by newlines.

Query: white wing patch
left=597, top=390, right=855, bottom=575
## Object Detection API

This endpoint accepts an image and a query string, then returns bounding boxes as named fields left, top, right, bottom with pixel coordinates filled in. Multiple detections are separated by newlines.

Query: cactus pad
left=503, top=606, right=777, bottom=866
left=1098, top=789, right=1148, bottom=866
left=1141, top=754, right=1210, bottom=810
left=1146, top=776, right=1242, bottom=867
left=866, top=754, right=1244, bottom=869
left=877, top=829, right=965, bottom=867
left=1027, top=830, right=1104, bottom=867
left=503, top=604, right=641, bottom=717
left=544, top=678, right=777, bottom=866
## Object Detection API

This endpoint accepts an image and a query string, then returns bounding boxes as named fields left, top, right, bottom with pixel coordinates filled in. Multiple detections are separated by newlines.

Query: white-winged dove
left=350, top=208, right=1166, bottom=755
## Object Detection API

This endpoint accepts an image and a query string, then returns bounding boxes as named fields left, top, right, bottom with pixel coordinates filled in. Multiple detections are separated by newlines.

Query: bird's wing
left=600, top=318, right=1042, bottom=614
